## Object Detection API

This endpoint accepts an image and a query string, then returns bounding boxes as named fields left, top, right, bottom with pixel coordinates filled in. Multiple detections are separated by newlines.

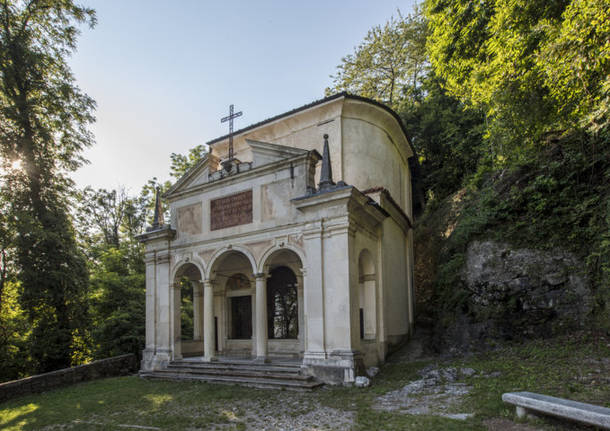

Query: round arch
left=358, top=248, right=376, bottom=276
left=171, top=257, right=206, bottom=283
left=206, top=245, right=257, bottom=280
left=358, top=248, right=377, bottom=341
left=258, top=244, right=306, bottom=274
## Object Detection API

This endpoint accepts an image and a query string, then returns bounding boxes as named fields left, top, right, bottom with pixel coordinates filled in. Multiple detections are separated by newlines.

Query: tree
left=327, top=8, right=486, bottom=205
left=401, top=75, right=486, bottom=202
left=326, top=9, right=428, bottom=109
left=0, top=0, right=96, bottom=372
left=170, top=144, right=208, bottom=179
left=75, top=186, right=149, bottom=254
left=425, top=0, right=609, bottom=152
left=538, top=0, right=610, bottom=133
left=89, top=245, right=145, bottom=359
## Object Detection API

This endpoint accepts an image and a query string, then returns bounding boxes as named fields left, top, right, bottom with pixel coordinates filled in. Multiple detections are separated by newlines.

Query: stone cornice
left=363, top=187, right=413, bottom=234
left=136, top=226, right=176, bottom=243
left=166, top=151, right=316, bottom=202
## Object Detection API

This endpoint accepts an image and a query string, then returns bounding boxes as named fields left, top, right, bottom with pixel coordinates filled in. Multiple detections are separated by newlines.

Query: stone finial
left=318, top=134, right=335, bottom=191
left=151, top=186, right=164, bottom=229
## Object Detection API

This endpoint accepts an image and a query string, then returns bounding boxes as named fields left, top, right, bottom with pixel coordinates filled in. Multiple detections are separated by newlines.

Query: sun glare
left=11, top=159, right=22, bottom=170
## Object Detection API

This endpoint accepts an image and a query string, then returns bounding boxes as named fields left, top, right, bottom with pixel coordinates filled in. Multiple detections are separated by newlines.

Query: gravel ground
left=374, top=366, right=475, bottom=420
left=208, top=392, right=355, bottom=431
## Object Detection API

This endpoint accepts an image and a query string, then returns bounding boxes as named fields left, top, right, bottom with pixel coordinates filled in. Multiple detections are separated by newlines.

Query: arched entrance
left=172, top=262, right=204, bottom=358
left=267, top=266, right=298, bottom=339
left=208, top=249, right=256, bottom=358
left=261, top=248, right=304, bottom=357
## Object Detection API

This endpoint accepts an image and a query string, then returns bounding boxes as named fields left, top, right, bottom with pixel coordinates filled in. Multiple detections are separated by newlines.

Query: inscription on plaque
left=210, top=190, right=253, bottom=231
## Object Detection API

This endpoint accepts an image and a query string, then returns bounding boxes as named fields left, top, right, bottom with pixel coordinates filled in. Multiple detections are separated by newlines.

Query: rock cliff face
left=436, top=240, right=593, bottom=352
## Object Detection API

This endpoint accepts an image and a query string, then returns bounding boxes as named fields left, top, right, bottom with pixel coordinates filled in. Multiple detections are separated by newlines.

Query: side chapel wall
left=381, top=217, right=410, bottom=341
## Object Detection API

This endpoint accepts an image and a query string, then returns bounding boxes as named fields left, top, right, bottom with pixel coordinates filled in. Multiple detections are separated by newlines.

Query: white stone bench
left=502, top=391, right=610, bottom=429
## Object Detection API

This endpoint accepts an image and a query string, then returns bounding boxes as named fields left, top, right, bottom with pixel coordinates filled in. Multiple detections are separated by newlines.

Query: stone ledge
left=0, top=354, right=138, bottom=404
left=502, top=391, right=610, bottom=429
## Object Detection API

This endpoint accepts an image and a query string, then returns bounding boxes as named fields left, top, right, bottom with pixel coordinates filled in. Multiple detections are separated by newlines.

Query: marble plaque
left=210, top=190, right=253, bottom=230
left=177, top=203, right=202, bottom=235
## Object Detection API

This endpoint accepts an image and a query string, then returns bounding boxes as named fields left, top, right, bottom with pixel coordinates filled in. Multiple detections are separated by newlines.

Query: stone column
left=192, top=281, right=204, bottom=341
left=136, top=225, right=176, bottom=370
left=142, top=251, right=157, bottom=369
left=203, top=279, right=216, bottom=362
left=171, top=281, right=182, bottom=360
left=254, top=272, right=268, bottom=362
left=296, top=272, right=305, bottom=352
left=155, top=252, right=173, bottom=363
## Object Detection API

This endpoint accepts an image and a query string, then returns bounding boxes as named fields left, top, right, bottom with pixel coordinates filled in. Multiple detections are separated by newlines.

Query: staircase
left=140, top=358, right=323, bottom=391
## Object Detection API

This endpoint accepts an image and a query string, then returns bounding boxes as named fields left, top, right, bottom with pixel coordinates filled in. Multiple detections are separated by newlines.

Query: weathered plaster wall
left=382, top=218, right=410, bottom=339
left=169, top=157, right=311, bottom=247
left=212, top=99, right=343, bottom=187
left=341, top=117, right=408, bottom=210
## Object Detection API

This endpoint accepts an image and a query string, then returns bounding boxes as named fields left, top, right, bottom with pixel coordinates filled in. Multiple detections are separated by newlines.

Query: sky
left=69, top=0, right=416, bottom=193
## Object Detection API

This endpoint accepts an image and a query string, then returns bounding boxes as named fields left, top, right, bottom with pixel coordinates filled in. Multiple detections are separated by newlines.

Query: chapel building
left=139, top=92, right=415, bottom=385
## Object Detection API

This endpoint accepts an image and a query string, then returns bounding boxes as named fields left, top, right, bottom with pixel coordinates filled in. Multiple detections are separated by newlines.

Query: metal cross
left=220, top=104, right=243, bottom=168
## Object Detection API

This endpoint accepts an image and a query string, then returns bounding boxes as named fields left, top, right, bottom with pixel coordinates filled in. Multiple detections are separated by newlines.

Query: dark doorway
left=230, top=296, right=252, bottom=339
left=267, top=266, right=298, bottom=339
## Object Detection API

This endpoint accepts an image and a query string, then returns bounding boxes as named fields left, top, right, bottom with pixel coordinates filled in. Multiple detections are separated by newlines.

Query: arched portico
left=171, top=262, right=204, bottom=360
left=206, top=245, right=257, bottom=280
left=207, top=249, right=257, bottom=360
left=260, top=247, right=305, bottom=359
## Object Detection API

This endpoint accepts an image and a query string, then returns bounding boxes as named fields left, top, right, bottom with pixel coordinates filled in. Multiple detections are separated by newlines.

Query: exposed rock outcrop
left=436, top=240, right=594, bottom=352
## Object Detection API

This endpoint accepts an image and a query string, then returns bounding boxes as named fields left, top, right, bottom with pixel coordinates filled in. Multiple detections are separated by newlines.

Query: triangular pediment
left=166, top=153, right=220, bottom=197
left=247, top=139, right=309, bottom=167
left=166, top=140, right=310, bottom=198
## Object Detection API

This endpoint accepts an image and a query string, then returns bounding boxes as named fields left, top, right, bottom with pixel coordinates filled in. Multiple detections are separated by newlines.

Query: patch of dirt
left=388, top=326, right=436, bottom=363
left=209, top=394, right=354, bottom=431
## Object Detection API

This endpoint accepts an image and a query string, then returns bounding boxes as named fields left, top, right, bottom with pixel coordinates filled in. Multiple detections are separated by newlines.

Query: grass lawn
left=1, top=331, right=608, bottom=430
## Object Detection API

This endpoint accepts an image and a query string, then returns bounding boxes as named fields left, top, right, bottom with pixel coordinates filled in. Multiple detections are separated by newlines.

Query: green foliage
left=170, top=144, right=208, bottom=179
left=428, top=132, right=609, bottom=333
left=326, top=8, right=428, bottom=109
left=538, top=0, right=610, bottom=132
left=90, top=246, right=145, bottom=359
left=0, top=0, right=96, bottom=374
left=0, top=280, right=30, bottom=382
left=1, top=333, right=607, bottom=430
left=74, top=186, right=149, bottom=255
left=140, top=177, right=172, bottom=226
left=425, top=0, right=609, bottom=152
left=74, top=182, right=153, bottom=360
left=327, top=7, right=488, bottom=207
left=179, top=277, right=194, bottom=341
left=401, top=75, right=487, bottom=201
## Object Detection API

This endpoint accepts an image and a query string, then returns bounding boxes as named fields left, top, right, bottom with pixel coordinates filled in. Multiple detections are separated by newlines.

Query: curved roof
left=207, top=92, right=416, bottom=158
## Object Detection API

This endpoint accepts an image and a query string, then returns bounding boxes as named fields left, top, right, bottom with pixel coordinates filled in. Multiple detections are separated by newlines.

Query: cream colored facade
left=139, top=93, right=415, bottom=384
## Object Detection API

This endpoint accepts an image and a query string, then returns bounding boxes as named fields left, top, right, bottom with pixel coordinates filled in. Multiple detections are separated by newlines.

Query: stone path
left=374, top=366, right=475, bottom=420
left=208, top=392, right=355, bottom=431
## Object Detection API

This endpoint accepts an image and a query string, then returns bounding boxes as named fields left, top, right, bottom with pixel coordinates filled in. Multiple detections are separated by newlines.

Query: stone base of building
left=302, top=350, right=365, bottom=385
left=141, top=349, right=172, bottom=372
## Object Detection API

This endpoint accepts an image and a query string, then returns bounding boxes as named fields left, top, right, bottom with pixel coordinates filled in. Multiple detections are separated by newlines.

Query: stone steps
left=140, top=360, right=323, bottom=391
left=171, top=360, right=302, bottom=373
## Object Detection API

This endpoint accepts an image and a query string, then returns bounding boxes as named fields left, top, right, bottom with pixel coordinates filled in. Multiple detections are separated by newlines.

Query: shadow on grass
left=0, top=376, right=257, bottom=430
